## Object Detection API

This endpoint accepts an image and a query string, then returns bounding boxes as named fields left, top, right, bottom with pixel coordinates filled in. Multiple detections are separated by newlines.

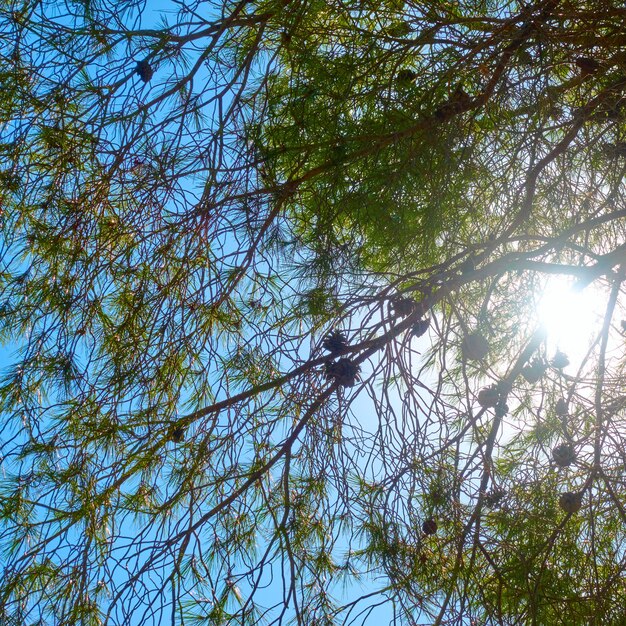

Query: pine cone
left=322, top=330, right=348, bottom=355
left=483, top=489, right=505, bottom=509
left=494, top=400, right=509, bottom=418
left=552, top=442, right=576, bottom=467
left=325, top=358, right=361, bottom=388
left=575, top=56, right=600, bottom=75
left=555, top=398, right=568, bottom=416
left=390, top=297, right=415, bottom=317
left=135, top=59, right=154, bottom=83
left=170, top=424, right=185, bottom=443
left=422, top=518, right=438, bottom=535
left=434, top=85, right=471, bottom=119
left=412, top=317, right=430, bottom=337
left=397, top=68, right=417, bottom=84
left=477, top=385, right=500, bottom=408
left=559, top=491, right=583, bottom=514
left=551, top=351, right=570, bottom=369
left=521, top=358, right=546, bottom=384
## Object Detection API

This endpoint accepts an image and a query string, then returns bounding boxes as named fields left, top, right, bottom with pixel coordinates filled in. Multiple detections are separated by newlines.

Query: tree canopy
left=2, top=0, right=626, bottom=624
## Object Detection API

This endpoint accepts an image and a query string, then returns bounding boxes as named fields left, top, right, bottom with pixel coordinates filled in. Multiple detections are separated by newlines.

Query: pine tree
left=2, top=1, right=626, bottom=624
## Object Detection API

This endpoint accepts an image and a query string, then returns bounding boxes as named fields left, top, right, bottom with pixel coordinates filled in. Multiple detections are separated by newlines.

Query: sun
left=537, top=277, right=608, bottom=364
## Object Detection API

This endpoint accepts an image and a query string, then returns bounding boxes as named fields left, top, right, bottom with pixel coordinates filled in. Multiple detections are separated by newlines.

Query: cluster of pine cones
left=322, top=331, right=360, bottom=388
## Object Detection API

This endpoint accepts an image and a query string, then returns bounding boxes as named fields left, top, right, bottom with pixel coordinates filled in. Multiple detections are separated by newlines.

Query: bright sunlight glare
left=537, top=277, right=607, bottom=363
